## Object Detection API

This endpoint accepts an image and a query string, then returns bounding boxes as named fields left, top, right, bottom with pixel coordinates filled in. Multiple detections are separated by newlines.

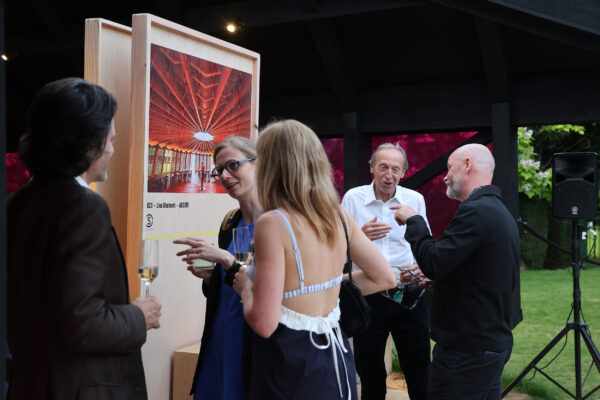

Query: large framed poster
left=129, top=14, right=259, bottom=400
left=129, top=14, right=260, bottom=248
left=146, top=43, right=253, bottom=195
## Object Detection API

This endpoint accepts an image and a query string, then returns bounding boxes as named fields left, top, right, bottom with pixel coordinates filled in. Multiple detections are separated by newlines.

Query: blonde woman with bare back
left=232, top=120, right=396, bottom=399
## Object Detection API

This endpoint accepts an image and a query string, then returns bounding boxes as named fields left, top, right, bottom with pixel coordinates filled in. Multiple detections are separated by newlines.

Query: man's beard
left=445, top=176, right=462, bottom=200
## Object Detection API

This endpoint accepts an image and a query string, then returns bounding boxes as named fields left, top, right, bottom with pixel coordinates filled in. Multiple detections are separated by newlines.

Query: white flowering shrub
left=518, top=127, right=552, bottom=201
left=518, top=125, right=586, bottom=202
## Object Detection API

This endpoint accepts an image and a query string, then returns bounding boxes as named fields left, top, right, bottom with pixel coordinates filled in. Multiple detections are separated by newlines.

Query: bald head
left=444, top=144, right=495, bottom=201
left=453, top=144, right=495, bottom=178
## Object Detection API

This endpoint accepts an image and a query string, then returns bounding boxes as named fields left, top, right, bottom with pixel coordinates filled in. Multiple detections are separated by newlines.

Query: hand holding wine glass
left=138, top=239, right=159, bottom=296
left=132, top=295, right=162, bottom=330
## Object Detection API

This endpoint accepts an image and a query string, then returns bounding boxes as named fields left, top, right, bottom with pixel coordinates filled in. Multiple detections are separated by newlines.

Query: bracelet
left=224, top=260, right=243, bottom=287
left=230, top=259, right=242, bottom=272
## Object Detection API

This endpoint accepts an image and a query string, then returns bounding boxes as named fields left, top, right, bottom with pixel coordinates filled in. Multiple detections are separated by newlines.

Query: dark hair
left=19, top=78, right=117, bottom=178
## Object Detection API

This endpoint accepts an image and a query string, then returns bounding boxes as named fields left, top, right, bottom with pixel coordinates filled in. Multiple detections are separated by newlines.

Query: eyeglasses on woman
left=210, top=158, right=255, bottom=180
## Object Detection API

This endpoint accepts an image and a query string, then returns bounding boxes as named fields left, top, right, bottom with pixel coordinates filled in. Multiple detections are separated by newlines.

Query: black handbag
left=338, top=216, right=372, bottom=337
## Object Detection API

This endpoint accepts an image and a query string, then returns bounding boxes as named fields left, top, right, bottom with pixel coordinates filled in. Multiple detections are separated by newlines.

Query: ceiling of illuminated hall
left=148, top=44, right=252, bottom=154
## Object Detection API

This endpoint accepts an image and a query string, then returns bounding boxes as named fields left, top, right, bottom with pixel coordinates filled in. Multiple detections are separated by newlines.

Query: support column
left=491, top=102, right=518, bottom=217
left=492, top=102, right=522, bottom=328
left=343, top=111, right=370, bottom=193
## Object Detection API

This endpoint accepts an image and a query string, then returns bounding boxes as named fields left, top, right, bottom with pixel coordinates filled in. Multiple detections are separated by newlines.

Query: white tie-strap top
left=273, top=209, right=351, bottom=399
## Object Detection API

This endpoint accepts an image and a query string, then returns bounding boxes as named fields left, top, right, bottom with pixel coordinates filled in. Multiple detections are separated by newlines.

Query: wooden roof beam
left=475, top=18, right=510, bottom=103
left=262, top=70, right=600, bottom=135
left=401, top=130, right=492, bottom=190
left=308, top=19, right=358, bottom=111
left=432, top=0, right=600, bottom=54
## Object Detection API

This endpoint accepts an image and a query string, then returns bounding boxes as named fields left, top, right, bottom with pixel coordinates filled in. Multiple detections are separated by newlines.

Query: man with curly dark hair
left=7, top=78, right=162, bottom=400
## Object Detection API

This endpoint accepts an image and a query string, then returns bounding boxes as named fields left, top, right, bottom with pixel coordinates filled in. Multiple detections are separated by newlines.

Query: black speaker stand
left=502, top=220, right=600, bottom=399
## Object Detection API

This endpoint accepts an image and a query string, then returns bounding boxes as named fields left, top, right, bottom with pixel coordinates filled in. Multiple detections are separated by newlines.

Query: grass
left=392, top=266, right=600, bottom=399
left=503, top=267, right=600, bottom=399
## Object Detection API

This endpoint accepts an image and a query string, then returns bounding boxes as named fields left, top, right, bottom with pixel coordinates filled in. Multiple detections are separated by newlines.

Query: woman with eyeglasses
left=174, top=136, right=262, bottom=400
left=232, top=120, right=396, bottom=399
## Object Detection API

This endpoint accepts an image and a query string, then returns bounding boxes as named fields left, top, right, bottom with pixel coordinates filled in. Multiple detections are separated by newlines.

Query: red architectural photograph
left=147, top=43, right=253, bottom=193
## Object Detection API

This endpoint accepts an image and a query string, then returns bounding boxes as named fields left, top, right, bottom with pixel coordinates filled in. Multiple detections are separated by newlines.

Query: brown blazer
left=7, top=178, right=148, bottom=400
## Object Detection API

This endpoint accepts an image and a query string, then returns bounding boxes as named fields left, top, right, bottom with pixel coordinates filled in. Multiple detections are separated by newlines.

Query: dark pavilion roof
left=6, top=1, right=600, bottom=144
left=5, top=0, right=600, bottom=212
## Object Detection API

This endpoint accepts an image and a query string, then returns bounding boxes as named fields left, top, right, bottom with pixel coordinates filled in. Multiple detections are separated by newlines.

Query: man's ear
left=464, top=157, right=473, bottom=173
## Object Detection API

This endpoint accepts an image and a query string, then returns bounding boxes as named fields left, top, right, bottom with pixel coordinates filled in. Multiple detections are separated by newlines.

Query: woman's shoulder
left=256, top=209, right=286, bottom=229
left=254, top=211, right=292, bottom=249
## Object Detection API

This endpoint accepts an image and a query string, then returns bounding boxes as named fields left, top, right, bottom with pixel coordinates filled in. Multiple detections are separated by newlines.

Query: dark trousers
left=428, top=344, right=511, bottom=400
left=353, top=291, right=430, bottom=400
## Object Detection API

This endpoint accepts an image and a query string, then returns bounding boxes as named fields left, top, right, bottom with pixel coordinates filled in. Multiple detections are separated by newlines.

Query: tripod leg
left=580, top=327, right=600, bottom=374
left=576, top=324, right=582, bottom=399
left=502, top=325, right=572, bottom=398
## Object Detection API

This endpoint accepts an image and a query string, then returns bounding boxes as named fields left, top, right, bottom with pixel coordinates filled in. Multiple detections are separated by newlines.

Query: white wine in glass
left=138, top=239, right=159, bottom=296
left=233, top=227, right=252, bottom=266
left=235, top=251, right=253, bottom=265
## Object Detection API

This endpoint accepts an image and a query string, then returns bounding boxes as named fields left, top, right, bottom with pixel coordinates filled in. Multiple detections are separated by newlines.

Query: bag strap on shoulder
left=220, top=208, right=240, bottom=231
left=339, top=212, right=354, bottom=280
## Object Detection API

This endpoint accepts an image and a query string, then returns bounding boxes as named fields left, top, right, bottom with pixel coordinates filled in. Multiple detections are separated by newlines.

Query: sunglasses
left=210, top=158, right=255, bottom=180
left=381, top=284, right=426, bottom=310
left=393, top=286, right=427, bottom=310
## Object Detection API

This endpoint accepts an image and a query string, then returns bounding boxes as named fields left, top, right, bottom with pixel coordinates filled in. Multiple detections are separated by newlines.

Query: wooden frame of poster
left=84, top=15, right=260, bottom=398
left=132, top=15, right=260, bottom=399
left=129, top=13, right=260, bottom=290
left=83, top=19, right=138, bottom=297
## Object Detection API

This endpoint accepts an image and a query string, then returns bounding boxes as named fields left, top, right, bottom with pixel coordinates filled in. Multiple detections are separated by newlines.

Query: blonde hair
left=256, top=120, right=340, bottom=244
left=213, top=136, right=256, bottom=162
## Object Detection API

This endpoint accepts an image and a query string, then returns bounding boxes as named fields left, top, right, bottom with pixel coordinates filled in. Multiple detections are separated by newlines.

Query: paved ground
left=381, top=389, right=531, bottom=400
left=356, top=373, right=533, bottom=400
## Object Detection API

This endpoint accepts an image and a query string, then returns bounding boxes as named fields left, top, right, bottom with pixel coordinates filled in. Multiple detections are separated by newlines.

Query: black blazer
left=7, top=178, right=148, bottom=400
left=405, top=185, right=521, bottom=352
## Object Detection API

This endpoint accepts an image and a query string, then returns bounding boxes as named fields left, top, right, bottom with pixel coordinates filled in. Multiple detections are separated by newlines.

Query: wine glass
left=138, top=239, right=159, bottom=296
left=233, top=227, right=252, bottom=266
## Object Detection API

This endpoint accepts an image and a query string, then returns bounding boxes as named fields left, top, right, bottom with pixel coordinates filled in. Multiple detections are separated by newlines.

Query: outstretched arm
left=343, top=209, right=397, bottom=295
left=404, top=206, right=482, bottom=280
left=233, top=211, right=285, bottom=338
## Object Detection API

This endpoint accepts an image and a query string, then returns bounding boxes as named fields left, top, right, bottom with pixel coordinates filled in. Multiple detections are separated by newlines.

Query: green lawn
left=503, top=267, right=600, bottom=399
left=392, top=267, right=600, bottom=399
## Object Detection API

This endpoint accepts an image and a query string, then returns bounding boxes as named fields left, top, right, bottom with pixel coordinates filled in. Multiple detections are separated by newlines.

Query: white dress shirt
left=341, top=182, right=430, bottom=269
left=75, top=176, right=89, bottom=188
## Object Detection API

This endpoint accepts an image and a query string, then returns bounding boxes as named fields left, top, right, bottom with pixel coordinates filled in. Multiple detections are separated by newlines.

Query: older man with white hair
left=392, top=144, right=520, bottom=400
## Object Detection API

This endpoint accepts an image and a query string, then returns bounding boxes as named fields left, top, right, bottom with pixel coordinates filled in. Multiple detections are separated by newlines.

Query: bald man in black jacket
left=392, top=144, right=520, bottom=400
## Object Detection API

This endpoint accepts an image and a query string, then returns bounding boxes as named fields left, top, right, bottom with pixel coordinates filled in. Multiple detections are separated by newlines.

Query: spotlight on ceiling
left=1, top=54, right=8, bottom=61
left=226, top=23, right=237, bottom=33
